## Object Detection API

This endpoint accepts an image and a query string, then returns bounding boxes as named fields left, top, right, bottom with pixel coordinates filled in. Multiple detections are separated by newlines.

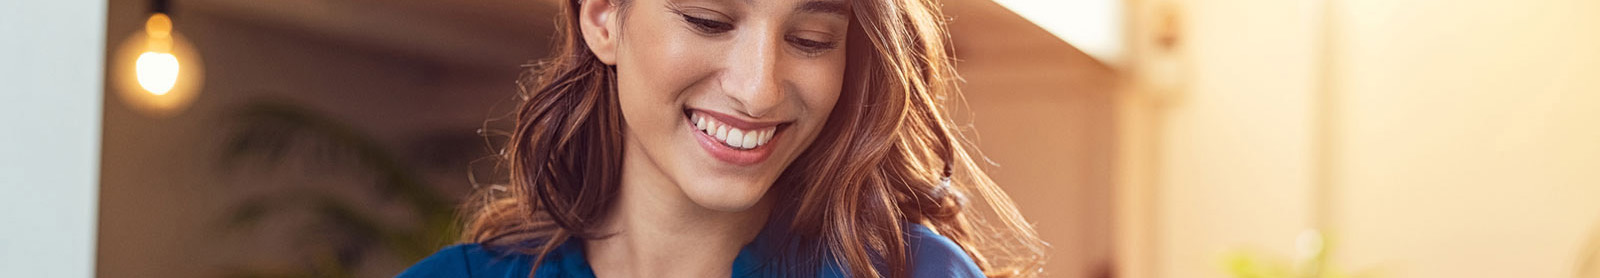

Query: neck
left=584, top=148, right=771, bottom=278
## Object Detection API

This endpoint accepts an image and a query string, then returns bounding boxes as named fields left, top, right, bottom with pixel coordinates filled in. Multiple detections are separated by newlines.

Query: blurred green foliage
left=217, top=99, right=463, bottom=278
left=1222, top=231, right=1380, bottom=278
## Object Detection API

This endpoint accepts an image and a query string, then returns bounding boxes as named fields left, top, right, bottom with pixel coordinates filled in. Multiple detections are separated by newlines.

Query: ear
left=578, top=0, right=621, bottom=65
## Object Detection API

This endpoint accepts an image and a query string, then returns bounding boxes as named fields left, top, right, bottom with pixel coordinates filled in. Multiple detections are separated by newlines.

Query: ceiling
left=181, top=0, right=561, bottom=70
left=175, top=0, right=1108, bottom=73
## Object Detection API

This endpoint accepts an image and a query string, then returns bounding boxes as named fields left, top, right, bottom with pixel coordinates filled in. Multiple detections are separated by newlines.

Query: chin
left=678, top=176, right=774, bottom=212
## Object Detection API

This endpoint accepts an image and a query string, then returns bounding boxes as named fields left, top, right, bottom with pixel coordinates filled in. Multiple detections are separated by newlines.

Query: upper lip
left=688, top=109, right=789, bottom=130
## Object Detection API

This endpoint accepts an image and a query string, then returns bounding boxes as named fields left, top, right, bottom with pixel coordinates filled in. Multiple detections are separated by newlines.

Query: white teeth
left=741, top=130, right=759, bottom=148
left=727, top=128, right=746, bottom=148
left=691, top=113, right=779, bottom=150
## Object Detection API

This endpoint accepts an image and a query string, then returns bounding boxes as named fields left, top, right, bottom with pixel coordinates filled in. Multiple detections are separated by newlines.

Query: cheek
left=615, top=23, right=719, bottom=127
left=794, top=56, right=848, bottom=120
left=623, top=20, right=718, bottom=93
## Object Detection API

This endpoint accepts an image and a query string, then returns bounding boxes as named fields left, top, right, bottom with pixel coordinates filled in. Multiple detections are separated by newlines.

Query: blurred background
left=2, top=0, right=1598, bottom=277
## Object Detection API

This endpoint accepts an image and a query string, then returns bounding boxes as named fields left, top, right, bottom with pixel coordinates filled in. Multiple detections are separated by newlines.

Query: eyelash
left=787, top=35, right=839, bottom=55
left=680, top=14, right=734, bottom=33
left=676, top=13, right=841, bottom=55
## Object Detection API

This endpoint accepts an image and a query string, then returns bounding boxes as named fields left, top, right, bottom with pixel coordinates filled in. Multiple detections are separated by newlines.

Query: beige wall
left=1331, top=0, right=1600, bottom=277
left=1120, top=0, right=1326, bottom=277
left=1123, top=0, right=1600, bottom=277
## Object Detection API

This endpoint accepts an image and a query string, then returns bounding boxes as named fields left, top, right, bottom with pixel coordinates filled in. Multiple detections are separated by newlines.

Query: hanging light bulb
left=113, top=0, right=204, bottom=118
left=135, top=13, right=180, bottom=95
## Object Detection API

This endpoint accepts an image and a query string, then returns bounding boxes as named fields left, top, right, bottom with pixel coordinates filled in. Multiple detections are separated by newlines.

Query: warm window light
left=991, top=0, right=1124, bottom=65
left=136, top=13, right=180, bottom=95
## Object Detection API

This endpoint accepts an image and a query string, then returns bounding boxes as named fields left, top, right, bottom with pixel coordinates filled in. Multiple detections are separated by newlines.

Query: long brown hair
left=464, top=0, right=1048, bottom=277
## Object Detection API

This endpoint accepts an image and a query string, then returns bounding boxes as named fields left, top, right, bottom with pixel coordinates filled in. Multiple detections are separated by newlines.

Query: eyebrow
left=793, top=0, right=850, bottom=18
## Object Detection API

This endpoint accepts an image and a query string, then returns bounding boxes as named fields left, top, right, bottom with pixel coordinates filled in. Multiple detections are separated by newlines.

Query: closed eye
left=786, top=35, right=839, bottom=55
left=679, top=13, right=734, bottom=34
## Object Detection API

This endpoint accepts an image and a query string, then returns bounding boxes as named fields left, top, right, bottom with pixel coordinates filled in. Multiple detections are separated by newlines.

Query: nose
left=720, top=31, right=785, bottom=118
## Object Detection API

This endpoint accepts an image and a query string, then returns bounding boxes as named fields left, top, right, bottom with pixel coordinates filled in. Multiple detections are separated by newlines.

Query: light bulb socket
left=150, top=0, right=170, bottom=16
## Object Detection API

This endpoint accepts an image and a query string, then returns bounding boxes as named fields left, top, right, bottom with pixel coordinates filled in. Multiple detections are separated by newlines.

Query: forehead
left=667, top=0, right=851, bottom=18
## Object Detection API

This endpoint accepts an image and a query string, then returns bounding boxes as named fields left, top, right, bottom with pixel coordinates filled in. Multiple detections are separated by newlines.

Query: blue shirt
left=397, top=223, right=984, bottom=278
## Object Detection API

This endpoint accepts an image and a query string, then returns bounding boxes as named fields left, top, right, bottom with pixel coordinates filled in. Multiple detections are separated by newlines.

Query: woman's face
left=582, top=0, right=851, bottom=211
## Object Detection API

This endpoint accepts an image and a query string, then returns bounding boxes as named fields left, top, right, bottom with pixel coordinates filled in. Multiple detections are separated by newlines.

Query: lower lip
left=690, top=119, right=779, bottom=166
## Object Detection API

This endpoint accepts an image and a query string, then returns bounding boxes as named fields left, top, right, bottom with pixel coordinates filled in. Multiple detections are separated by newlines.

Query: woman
left=400, top=0, right=1045, bottom=277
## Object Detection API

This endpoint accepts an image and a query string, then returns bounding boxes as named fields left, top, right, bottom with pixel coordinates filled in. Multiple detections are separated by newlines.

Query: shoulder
left=397, top=243, right=539, bottom=278
left=904, top=224, right=985, bottom=278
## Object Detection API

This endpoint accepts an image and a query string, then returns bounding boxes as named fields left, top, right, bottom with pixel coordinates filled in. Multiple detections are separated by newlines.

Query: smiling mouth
left=686, top=111, right=782, bottom=150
